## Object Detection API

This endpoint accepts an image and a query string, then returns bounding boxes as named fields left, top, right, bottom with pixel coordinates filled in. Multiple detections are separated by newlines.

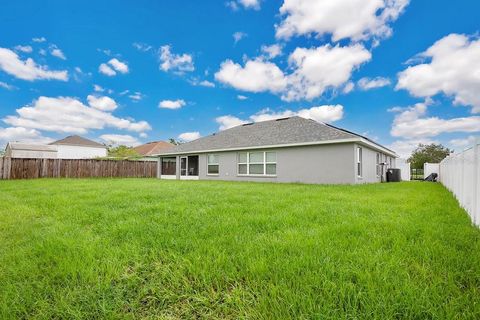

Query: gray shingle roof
left=50, top=135, right=106, bottom=148
left=133, top=141, right=174, bottom=156
left=157, top=116, right=394, bottom=155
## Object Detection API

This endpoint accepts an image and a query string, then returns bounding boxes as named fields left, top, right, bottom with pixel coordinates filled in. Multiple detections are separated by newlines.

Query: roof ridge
left=50, top=135, right=105, bottom=147
left=323, top=123, right=396, bottom=153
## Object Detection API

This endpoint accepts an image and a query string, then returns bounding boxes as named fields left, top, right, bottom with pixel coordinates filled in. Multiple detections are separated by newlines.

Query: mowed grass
left=1, top=179, right=480, bottom=319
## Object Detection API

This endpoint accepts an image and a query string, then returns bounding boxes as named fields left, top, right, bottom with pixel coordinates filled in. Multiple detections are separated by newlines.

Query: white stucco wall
left=160, top=142, right=396, bottom=185
left=56, top=145, right=107, bottom=159
left=5, top=144, right=58, bottom=159
left=196, top=143, right=357, bottom=184
left=354, top=144, right=396, bottom=184
left=163, top=143, right=367, bottom=184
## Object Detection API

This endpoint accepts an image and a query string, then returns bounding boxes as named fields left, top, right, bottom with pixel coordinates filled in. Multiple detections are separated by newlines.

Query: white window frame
left=180, top=156, right=188, bottom=176
left=207, top=154, right=219, bottom=176
left=376, top=153, right=381, bottom=177
left=357, top=147, right=363, bottom=178
left=237, top=151, right=277, bottom=177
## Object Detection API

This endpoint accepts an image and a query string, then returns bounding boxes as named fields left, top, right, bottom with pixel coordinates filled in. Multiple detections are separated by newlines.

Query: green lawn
left=1, top=179, right=480, bottom=319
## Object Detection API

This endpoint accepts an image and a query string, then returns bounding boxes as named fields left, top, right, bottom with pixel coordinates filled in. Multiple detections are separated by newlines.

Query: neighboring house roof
left=7, top=143, right=57, bottom=152
left=133, top=141, right=173, bottom=156
left=50, top=135, right=106, bottom=148
left=155, top=116, right=397, bottom=157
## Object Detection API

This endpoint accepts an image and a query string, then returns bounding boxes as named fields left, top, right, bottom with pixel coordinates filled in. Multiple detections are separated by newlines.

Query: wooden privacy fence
left=0, top=157, right=158, bottom=180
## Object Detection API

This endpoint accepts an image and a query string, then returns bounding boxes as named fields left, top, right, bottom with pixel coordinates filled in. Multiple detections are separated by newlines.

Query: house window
left=207, top=154, right=219, bottom=175
left=265, top=152, right=276, bottom=175
left=238, top=153, right=248, bottom=174
left=238, top=151, right=276, bottom=176
left=357, top=147, right=362, bottom=177
left=161, top=157, right=176, bottom=175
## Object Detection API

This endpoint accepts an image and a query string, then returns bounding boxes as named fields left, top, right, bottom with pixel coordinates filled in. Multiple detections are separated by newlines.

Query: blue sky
left=0, top=0, right=479, bottom=157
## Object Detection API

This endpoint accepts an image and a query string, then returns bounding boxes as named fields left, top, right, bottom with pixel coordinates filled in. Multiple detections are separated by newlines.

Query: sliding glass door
left=179, top=155, right=198, bottom=179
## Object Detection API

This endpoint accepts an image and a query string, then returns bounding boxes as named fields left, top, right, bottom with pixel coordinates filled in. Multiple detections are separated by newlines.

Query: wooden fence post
left=3, top=157, right=11, bottom=179
left=54, top=159, right=60, bottom=177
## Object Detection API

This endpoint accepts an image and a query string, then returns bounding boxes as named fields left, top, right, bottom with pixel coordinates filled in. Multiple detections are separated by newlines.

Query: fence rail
left=0, top=158, right=158, bottom=180
left=439, top=139, right=480, bottom=226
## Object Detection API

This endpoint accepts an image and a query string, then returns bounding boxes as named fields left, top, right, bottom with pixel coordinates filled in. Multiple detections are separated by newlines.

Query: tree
left=107, top=145, right=141, bottom=159
left=168, top=138, right=183, bottom=146
left=408, top=143, right=451, bottom=169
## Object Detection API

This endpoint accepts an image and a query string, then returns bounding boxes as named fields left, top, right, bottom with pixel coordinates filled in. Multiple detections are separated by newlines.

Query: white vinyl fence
left=396, top=158, right=411, bottom=181
left=424, top=163, right=440, bottom=179
left=439, top=139, right=480, bottom=226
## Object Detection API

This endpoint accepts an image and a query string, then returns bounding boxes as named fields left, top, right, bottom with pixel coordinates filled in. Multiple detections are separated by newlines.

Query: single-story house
left=49, top=135, right=107, bottom=159
left=4, top=143, right=58, bottom=159
left=4, top=135, right=107, bottom=159
left=133, top=141, right=173, bottom=157
left=154, top=116, right=397, bottom=184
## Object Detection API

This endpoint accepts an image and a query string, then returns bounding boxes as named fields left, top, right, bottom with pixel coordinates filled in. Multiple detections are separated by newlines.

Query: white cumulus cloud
left=98, top=58, right=129, bottom=76
left=261, top=44, right=282, bottom=59
left=252, top=105, right=344, bottom=123
left=189, top=78, right=215, bottom=87
left=397, top=33, right=480, bottom=113
left=128, top=92, right=144, bottom=102
left=178, top=131, right=201, bottom=142
left=215, top=115, right=249, bottom=131
left=100, top=134, right=140, bottom=146
left=50, top=45, right=66, bottom=60
left=108, top=58, right=129, bottom=73
left=0, top=47, right=68, bottom=81
left=276, top=0, right=409, bottom=42
left=198, top=80, right=215, bottom=87
left=32, top=37, right=46, bottom=43
left=0, top=126, right=52, bottom=145
left=99, top=63, right=116, bottom=76
left=233, top=32, right=247, bottom=44
left=159, top=45, right=194, bottom=74
left=215, top=58, right=287, bottom=94
left=390, top=101, right=480, bottom=139
left=3, top=96, right=151, bottom=135
left=158, top=99, right=186, bottom=109
left=227, top=0, right=261, bottom=10
left=283, top=44, right=371, bottom=101
left=342, top=81, right=355, bottom=94
left=449, top=135, right=478, bottom=149
left=93, top=84, right=105, bottom=92
left=0, top=81, right=16, bottom=90
left=357, top=77, right=391, bottom=90
left=14, top=45, right=33, bottom=53
left=87, top=95, right=118, bottom=111
left=387, top=138, right=437, bottom=159
left=132, top=42, right=153, bottom=52
left=215, top=44, right=370, bottom=101
left=216, top=105, right=344, bottom=130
